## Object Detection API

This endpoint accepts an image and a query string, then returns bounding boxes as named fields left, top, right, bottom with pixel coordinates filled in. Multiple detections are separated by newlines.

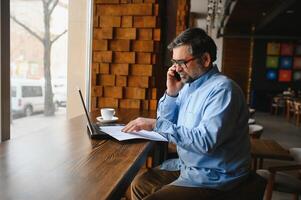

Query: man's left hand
left=121, top=117, right=156, bottom=133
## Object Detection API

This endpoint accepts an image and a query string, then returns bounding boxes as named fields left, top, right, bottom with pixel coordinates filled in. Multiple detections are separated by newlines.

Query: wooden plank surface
left=0, top=109, right=157, bottom=200
left=251, top=139, right=293, bottom=160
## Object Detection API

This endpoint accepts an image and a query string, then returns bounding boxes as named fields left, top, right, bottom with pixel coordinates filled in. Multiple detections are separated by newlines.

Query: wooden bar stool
left=271, top=96, right=285, bottom=115
left=219, top=171, right=267, bottom=200
left=249, top=124, right=264, bottom=139
left=286, top=99, right=295, bottom=121
left=248, top=118, right=256, bottom=125
left=249, top=108, right=256, bottom=118
left=293, top=101, right=301, bottom=126
left=257, top=147, right=301, bottom=200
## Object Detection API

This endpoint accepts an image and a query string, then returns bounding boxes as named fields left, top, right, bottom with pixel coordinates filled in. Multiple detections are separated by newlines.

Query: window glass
left=11, top=87, right=17, bottom=97
left=21, top=86, right=43, bottom=97
left=10, top=0, right=68, bottom=139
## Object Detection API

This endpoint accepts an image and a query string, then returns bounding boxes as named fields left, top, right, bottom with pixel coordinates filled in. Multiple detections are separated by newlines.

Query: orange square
left=267, top=42, right=280, bottom=55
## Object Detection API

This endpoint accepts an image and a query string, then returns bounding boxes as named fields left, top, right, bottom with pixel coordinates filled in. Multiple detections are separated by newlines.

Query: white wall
left=212, top=28, right=223, bottom=71
left=66, top=0, right=91, bottom=119
left=190, top=0, right=207, bottom=13
left=190, top=0, right=223, bottom=70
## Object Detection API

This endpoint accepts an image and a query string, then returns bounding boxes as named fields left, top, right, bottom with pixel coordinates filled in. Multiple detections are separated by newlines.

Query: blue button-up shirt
left=154, top=65, right=251, bottom=190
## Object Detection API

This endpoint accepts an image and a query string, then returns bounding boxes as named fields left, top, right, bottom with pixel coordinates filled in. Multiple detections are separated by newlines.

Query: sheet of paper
left=99, top=126, right=167, bottom=142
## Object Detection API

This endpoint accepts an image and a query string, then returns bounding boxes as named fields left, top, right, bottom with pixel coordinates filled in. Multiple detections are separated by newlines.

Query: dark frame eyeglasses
left=170, top=57, right=197, bottom=68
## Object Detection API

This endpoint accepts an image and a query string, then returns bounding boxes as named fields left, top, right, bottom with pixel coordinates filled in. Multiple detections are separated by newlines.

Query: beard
left=181, top=63, right=211, bottom=84
left=180, top=73, right=197, bottom=84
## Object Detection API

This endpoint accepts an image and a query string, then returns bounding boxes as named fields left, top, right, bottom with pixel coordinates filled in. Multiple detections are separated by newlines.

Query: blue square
left=266, top=69, right=277, bottom=80
left=280, top=57, right=293, bottom=69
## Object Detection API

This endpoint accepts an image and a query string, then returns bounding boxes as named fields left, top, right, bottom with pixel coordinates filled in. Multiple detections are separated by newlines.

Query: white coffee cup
left=101, top=108, right=115, bottom=120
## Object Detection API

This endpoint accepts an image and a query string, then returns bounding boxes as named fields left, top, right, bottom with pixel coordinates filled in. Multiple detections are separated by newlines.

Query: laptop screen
left=78, top=88, right=94, bottom=134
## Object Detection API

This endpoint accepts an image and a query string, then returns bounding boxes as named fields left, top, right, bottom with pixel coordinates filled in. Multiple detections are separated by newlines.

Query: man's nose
left=175, top=64, right=183, bottom=72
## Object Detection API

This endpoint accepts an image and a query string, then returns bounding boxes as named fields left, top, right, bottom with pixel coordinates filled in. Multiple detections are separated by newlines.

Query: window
left=11, top=87, right=17, bottom=98
left=10, top=0, right=68, bottom=139
left=22, top=86, right=43, bottom=97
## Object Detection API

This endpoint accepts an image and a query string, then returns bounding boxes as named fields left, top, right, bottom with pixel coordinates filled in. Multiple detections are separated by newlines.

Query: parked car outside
left=11, top=79, right=62, bottom=117
left=52, top=80, right=67, bottom=107
left=11, top=79, right=45, bottom=116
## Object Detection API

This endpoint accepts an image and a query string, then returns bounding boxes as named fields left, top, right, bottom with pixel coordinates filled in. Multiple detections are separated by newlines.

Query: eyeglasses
left=170, top=57, right=197, bottom=69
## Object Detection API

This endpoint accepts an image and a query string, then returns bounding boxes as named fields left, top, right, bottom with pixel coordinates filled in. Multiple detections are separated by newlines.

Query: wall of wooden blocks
left=176, top=0, right=190, bottom=35
left=91, top=0, right=160, bottom=110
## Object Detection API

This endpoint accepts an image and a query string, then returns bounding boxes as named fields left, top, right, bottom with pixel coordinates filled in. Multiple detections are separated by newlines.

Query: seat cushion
left=248, top=118, right=255, bottom=125
left=216, top=171, right=266, bottom=200
left=249, top=124, right=263, bottom=133
left=289, top=148, right=301, bottom=163
left=257, top=169, right=301, bottom=194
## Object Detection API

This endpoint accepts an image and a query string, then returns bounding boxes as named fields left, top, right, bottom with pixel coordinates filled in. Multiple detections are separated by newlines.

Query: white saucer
left=96, top=116, right=119, bottom=123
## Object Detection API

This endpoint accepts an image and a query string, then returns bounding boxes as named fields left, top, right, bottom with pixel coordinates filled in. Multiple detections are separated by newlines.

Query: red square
left=280, top=43, right=294, bottom=56
left=278, top=70, right=292, bottom=82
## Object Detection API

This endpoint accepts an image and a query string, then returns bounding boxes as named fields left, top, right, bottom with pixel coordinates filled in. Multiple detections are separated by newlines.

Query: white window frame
left=66, top=0, right=93, bottom=119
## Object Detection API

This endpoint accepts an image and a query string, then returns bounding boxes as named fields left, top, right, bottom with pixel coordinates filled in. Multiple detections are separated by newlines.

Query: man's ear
left=201, top=53, right=211, bottom=68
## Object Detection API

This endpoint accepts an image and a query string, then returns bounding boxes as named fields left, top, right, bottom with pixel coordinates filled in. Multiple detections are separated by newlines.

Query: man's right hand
left=166, top=65, right=184, bottom=96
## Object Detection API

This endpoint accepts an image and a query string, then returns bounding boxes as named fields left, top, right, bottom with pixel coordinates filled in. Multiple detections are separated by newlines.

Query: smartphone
left=174, top=71, right=181, bottom=81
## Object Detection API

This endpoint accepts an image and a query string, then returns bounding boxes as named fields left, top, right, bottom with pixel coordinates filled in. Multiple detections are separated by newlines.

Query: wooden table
left=0, top=109, right=159, bottom=200
left=251, top=139, right=294, bottom=170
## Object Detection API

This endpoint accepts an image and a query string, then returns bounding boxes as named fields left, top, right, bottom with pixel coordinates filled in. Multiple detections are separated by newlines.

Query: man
left=122, top=28, right=251, bottom=200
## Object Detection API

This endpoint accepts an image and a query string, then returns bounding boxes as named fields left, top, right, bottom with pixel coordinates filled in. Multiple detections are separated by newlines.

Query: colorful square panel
left=293, top=71, right=301, bottom=81
left=278, top=70, right=292, bottom=82
left=280, top=43, right=294, bottom=56
left=267, top=42, right=280, bottom=55
left=295, top=44, right=301, bottom=55
left=266, top=56, right=279, bottom=68
left=266, top=69, right=277, bottom=81
left=293, top=57, right=301, bottom=69
left=280, top=57, right=293, bottom=69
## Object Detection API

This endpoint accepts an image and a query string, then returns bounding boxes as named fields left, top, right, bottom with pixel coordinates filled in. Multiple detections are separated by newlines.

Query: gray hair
left=168, top=28, right=217, bottom=62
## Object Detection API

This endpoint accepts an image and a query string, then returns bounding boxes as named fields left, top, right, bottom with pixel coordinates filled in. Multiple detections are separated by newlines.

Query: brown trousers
left=131, top=168, right=266, bottom=200
left=131, top=168, right=223, bottom=200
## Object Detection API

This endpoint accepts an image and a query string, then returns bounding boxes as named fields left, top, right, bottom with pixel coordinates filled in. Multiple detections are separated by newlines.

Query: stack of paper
left=100, top=126, right=168, bottom=142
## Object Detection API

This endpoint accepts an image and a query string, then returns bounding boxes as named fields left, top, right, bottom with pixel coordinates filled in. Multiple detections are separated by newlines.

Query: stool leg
left=253, top=158, right=258, bottom=170
left=259, top=158, right=263, bottom=169
left=265, top=173, right=275, bottom=200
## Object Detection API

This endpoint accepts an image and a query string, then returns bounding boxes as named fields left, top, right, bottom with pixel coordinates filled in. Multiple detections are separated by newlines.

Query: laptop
left=78, top=88, right=112, bottom=140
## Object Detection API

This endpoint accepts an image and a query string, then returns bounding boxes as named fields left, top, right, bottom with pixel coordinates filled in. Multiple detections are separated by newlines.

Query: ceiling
left=190, top=0, right=208, bottom=30
left=190, top=0, right=207, bottom=14
left=222, top=0, right=301, bottom=38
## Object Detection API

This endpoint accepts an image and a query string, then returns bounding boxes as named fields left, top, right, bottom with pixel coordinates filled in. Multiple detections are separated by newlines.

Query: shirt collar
left=188, top=64, right=220, bottom=90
